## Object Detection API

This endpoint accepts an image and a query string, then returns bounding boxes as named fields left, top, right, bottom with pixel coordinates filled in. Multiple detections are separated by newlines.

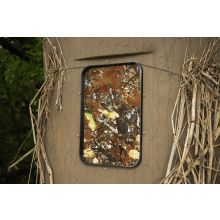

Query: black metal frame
left=79, top=62, right=143, bottom=168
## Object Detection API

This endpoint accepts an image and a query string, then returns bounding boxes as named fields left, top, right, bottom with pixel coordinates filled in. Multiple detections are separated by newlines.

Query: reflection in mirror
left=80, top=63, right=143, bottom=168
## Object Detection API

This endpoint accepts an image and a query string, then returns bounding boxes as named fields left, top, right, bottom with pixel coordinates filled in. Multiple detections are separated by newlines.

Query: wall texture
left=43, top=38, right=208, bottom=183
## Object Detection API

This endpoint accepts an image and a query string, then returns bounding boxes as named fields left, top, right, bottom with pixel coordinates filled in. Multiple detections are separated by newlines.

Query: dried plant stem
left=177, top=83, right=198, bottom=175
left=162, top=38, right=220, bottom=184
left=28, top=38, right=67, bottom=183
left=165, top=89, right=185, bottom=179
left=8, top=148, right=34, bottom=172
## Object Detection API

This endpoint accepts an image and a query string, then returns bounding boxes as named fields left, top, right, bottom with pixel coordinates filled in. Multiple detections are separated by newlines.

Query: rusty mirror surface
left=80, top=62, right=143, bottom=168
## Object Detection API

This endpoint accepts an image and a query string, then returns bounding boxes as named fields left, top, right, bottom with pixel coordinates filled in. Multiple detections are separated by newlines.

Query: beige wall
left=44, top=38, right=208, bottom=183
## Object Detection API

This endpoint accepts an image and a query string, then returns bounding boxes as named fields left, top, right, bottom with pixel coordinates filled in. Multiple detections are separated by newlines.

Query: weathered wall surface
left=44, top=38, right=208, bottom=183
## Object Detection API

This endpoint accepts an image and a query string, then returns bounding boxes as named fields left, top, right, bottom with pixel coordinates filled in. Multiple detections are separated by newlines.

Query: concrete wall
left=43, top=38, right=208, bottom=183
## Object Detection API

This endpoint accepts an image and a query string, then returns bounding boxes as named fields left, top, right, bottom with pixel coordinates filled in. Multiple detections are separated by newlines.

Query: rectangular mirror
left=80, top=62, right=143, bottom=168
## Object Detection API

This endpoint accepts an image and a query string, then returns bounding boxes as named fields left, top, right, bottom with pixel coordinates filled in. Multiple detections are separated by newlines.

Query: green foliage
left=0, top=38, right=44, bottom=183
